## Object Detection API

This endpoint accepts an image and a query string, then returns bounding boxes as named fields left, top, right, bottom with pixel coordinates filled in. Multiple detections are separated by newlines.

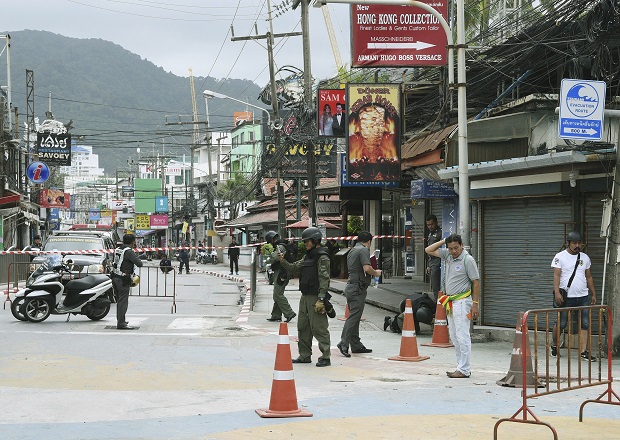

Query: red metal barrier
left=494, top=305, right=620, bottom=439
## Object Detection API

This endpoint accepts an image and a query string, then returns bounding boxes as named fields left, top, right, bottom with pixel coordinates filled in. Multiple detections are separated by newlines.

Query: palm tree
left=216, top=173, right=253, bottom=220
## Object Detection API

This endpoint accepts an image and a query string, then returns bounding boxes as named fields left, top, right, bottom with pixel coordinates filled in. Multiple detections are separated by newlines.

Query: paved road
left=1, top=263, right=618, bottom=439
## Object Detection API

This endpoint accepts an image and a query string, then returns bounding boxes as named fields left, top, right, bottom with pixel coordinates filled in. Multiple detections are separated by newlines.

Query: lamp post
left=203, top=90, right=272, bottom=128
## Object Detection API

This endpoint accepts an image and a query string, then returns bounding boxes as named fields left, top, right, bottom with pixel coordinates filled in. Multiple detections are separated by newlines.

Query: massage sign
left=36, top=132, right=72, bottom=166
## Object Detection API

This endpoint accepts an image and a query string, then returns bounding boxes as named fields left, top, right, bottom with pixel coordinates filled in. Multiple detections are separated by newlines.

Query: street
left=1, top=262, right=619, bottom=439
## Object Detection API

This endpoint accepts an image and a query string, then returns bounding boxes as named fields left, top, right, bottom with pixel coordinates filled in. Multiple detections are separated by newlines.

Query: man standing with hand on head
left=426, top=234, right=480, bottom=378
left=337, top=231, right=381, bottom=358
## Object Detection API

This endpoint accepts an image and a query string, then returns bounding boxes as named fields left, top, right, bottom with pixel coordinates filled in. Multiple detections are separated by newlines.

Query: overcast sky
left=2, top=0, right=352, bottom=88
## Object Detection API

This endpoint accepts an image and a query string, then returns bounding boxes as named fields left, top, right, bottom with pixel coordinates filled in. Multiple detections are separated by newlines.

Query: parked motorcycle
left=11, top=255, right=114, bottom=323
left=265, top=263, right=275, bottom=285
left=197, top=249, right=218, bottom=264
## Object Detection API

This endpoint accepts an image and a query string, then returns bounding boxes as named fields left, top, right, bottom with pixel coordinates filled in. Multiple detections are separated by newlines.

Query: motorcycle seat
left=65, top=274, right=110, bottom=291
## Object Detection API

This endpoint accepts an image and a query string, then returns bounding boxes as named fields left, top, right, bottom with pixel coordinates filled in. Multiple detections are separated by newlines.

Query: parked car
left=33, top=232, right=117, bottom=274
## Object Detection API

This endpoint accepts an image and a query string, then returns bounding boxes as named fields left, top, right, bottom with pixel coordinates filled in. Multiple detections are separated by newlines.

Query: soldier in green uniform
left=265, top=230, right=296, bottom=323
left=279, top=227, right=332, bottom=367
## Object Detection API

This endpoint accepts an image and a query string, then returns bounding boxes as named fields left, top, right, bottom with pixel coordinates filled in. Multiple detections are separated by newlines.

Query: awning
left=223, top=210, right=279, bottom=228
left=286, top=218, right=339, bottom=229
left=401, top=124, right=457, bottom=163
left=0, top=190, right=22, bottom=206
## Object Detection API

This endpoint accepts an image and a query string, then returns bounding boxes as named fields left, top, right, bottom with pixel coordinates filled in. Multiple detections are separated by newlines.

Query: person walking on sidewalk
left=425, top=234, right=480, bottom=378
left=337, top=231, right=381, bottom=358
left=178, top=241, right=190, bottom=274
left=550, top=231, right=597, bottom=360
left=279, top=227, right=332, bottom=367
left=228, top=237, right=240, bottom=275
left=425, top=214, right=442, bottom=301
left=265, top=230, right=296, bottom=323
left=111, top=234, right=143, bottom=330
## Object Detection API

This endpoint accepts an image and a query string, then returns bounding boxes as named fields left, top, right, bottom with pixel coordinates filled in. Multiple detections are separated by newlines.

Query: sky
left=2, top=0, right=352, bottom=88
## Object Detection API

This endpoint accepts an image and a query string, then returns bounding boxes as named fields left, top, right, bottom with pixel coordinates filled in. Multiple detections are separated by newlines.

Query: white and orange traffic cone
left=256, top=322, right=313, bottom=418
left=422, top=292, right=453, bottom=348
left=389, top=299, right=430, bottom=362
left=497, top=313, right=540, bottom=388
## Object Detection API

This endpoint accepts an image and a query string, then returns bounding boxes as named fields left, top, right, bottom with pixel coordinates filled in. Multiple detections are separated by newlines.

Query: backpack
left=285, top=241, right=298, bottom=263
left=113, top=247, right=130, bottom=276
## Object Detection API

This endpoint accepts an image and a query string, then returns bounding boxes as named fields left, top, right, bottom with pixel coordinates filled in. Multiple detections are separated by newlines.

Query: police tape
left=0, top=235, right=411, bottom=255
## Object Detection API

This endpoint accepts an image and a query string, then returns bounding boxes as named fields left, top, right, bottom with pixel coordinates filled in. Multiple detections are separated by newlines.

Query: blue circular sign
left=26, top=161, right=50, bottom=184
left=566, top=83, right=599, bottom=118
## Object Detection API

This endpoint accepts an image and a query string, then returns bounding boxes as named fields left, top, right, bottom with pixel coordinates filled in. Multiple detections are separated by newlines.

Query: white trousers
left=447, top=297, right=473, bottom=376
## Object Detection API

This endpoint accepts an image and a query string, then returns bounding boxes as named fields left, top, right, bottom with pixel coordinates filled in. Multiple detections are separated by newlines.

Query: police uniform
left=339, top=242, right=371, bottom=352
left=427, top=226, right=442, bottom=300
left=282, top=246, right=331, bottom=363
left=266, top=240, right=295, bottom=321
left=112, top=244, right=143, bottom=328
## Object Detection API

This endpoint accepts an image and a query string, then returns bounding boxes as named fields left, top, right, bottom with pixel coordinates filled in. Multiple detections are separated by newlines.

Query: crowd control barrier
left=131, top=266, right=177, bottom=313
left=494, top=305, right=620, bottom=439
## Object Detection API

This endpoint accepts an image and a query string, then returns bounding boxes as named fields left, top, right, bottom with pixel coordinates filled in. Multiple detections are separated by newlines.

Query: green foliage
left=347, top=216, right=363, bottom=236
left=216, top=173, right=252, bottom=219
left=261, top=243, right=274, bottom=256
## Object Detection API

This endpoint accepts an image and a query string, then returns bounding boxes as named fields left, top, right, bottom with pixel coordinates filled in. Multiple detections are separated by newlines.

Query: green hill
left=0, top=30, right=263, bottom=174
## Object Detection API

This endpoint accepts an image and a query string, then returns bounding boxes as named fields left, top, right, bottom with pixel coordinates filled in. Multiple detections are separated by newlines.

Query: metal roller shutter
left=430, top=199, right=443, bottom=229
left=482, top=197, right=572, bottom=327
left=584, top=194, right=607, bottom=302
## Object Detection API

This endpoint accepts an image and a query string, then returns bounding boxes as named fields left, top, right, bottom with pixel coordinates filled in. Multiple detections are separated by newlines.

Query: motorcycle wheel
left=24, top=297, right=52, bottom=323
left=11, top=297, right=28, bottom=321
left=86, top=304, right=110, bottom=321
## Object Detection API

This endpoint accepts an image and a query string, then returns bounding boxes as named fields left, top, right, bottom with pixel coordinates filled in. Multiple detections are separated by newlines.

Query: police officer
left=425, top=214, right=442, bottom=301
left=265, top=231, right=296, bottom=323
left=337, top=231, right=382, bottom=357
left=279, top=227, right=332, bottom=367
left=111, top=234, right=143, bottom=330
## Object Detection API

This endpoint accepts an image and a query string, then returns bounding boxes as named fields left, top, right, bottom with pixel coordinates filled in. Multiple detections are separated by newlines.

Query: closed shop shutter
left=584, top=194, right=607, bottom=303
left=430, top=199, right=443, bottom=229
left=482, top=197, right=572, bottom=327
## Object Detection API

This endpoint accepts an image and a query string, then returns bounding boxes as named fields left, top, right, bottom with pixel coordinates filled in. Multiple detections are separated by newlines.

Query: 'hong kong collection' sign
left=351, top=3, right=448, bottom=68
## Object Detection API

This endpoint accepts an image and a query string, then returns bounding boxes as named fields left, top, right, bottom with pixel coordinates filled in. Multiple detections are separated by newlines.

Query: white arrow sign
left=367, top=41, right=435, bottom=50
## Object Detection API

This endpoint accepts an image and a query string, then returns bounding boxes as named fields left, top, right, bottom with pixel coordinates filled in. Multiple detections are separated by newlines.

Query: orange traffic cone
left=338, top=303, right=365, bottom=322
left=256, top=323, right=313, bottom=418
left=389, top=299, right=430, bottom=362
left=422, top=292, right=453, bottom=348
left=496, top=313, right=540, bottom=388
left=338, top=304, right=350, bottom=321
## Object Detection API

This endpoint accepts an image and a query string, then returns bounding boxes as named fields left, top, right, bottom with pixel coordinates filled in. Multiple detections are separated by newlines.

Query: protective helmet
left=415, top=304, right=434, bottom=325
left=566, top=231, right=582, bottom=242
left=301, top=227, right=322, bottom=243
left=130, top=274, right=140, bottom=287
left=265, top=230, right=278, bottom=244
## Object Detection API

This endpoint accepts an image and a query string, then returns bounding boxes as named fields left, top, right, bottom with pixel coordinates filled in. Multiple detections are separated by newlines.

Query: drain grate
left=223, top=326, right=244, bottom=331
left=105, top=326, right=140, bottom=330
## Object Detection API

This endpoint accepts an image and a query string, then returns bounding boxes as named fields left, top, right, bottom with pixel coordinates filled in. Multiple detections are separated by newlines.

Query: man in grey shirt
left=425, top=234, right=480, bottom=378
left=337, top=231, right=382, bottom=358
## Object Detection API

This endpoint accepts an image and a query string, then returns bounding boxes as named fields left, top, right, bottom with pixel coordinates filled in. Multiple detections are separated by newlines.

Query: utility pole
left=231, top=0, right=302, bottom=236
left=296, top=0, right=317, bottom=227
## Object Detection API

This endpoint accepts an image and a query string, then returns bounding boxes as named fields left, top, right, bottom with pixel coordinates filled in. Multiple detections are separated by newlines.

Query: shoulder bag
left=553, top=252, right=579, bottom=307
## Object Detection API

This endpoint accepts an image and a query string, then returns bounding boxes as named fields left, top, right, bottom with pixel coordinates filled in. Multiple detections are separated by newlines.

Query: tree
left=215, top=173, right=252, bottom=220
left=347, top=215, right=363, bottom=236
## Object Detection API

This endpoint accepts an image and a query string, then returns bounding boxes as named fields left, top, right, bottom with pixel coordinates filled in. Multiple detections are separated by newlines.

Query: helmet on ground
left=301, top=227, right=322, bottom=244
left=130, top=274, right=140, bottom=287
left=566, top=231, right=582, bottom=242
left=265, top=230, right=278, bottom=244
left=415, top=304, right=434, bottom=325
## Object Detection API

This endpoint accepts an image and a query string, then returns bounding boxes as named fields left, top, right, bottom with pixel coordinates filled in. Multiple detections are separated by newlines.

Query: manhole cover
left=105, top=326, right=140, bottom=330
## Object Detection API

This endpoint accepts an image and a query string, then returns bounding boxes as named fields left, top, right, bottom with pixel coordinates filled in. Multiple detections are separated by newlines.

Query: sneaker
left=229, top=272, right=233, bottom=275
left=551, top=346, right=557, bottom=357
left=581, top=350, right=597, bottom=361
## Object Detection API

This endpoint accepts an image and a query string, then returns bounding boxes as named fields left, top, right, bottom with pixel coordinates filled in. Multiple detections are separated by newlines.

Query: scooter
left=196, top=249, right=208, bottom=264
left=265, top=263, right=275, bottom=285
left=11, top=256, right=114, bottom=323
left=208, top=249, right=219, bottom=265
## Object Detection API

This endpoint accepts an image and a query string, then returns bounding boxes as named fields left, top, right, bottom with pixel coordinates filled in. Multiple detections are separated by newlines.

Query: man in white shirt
left=551, top=231, right=597, bottom=360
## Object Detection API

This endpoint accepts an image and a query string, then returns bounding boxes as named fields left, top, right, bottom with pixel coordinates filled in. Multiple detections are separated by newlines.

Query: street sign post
left=558, top=79, right=606, bottom=141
